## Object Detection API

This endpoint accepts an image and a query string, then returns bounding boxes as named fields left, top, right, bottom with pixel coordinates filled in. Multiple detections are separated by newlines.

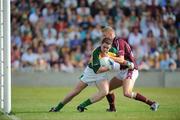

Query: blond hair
left=102, top=26, right=115, bottom=33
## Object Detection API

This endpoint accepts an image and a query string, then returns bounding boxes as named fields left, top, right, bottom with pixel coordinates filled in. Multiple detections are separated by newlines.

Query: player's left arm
left=108, top=47, right=125, bottom=64
left=109, top=55, right=124, bottom=63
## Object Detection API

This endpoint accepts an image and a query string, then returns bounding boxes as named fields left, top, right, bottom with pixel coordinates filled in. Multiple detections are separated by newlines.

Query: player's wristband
left=123, top=60, right=129, bottom=66
left=124, top=60, right=134, bottom=69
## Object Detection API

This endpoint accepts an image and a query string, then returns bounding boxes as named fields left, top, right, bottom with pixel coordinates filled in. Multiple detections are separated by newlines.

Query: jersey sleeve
left=90, top=48, right=101, bottom=73
left=118, top=40, right=125, bottom=56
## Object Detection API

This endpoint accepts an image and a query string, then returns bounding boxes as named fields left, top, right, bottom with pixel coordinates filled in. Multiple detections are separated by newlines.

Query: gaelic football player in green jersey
left=49, top=38, right=120, bottom=112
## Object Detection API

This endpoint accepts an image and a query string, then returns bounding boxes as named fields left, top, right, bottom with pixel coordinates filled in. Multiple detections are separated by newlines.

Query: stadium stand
left=11, top=0, right=180, bottom=72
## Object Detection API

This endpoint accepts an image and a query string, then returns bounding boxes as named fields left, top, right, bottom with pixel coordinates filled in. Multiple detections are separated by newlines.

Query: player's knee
left=99, top=90, right=109, bottom=97
left=123, top=91, right=132, bottom=98
left=102, top=90, right=109, bottom=96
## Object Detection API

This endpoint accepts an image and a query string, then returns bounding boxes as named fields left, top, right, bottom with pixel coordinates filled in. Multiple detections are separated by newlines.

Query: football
left=100, top=57, right=114, bottom=69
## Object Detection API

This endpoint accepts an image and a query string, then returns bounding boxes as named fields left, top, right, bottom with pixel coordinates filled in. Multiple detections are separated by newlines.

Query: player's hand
left=126, top=61, right=134, bottom=69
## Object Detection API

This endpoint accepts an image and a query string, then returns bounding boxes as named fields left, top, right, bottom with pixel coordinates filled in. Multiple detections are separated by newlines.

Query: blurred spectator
left=68, top=26, right=81, bottom=40
left=157, top=27, right=168, bottom=44
left=90, top=24, right=102, bottom=44
left=70, top=34, right=82, bottom=49
left=36, top=45, right=50, bottom=71
left=64, top=0, right=77, bottom=8
left=11, top=45, right=21, bottom=70
left=168, top=26, right=178, bottom=39
left=29, top=7, right=39, bottom=25
left=138, top=39, right=149, bottom=63
left=115, top=19, right=129, bottom=39
left=163, top=7, right=176, bottom=24
left=54, top=8, right=68, bottom=32
left=20, top=20, right=32, bottom=37
left=150, top=51, right=160, bottom=69
left=61, top=53, right=74, bottom=73
left=71, top=46, right=84, bottom=68
left=94, top=10, right=107, bottom=26
left=42, top=3, right=56, bottom=24
left=79, top=16, right=91, bottom=30
left=138, top=55, right=150, bottom=70
left=43, top=23, right=57, bottom=39
left=77, top=0, right=90, bottom=17
left=47, top=45, right=60, bottom=71
left=160, top=50, right=176, bottom=70
left=90, top=0, right=103, bottom=17
left=169, top=37, right=178, bottom=59
left=146, top=30, right=157, bottom=56
left=56, top=33, right=65, bottom=47
left=21, top=47, right=39, bottom=68
left=44, top=31, right=56, bottom=46
left=67, top=8, right=78, bottom=25
left=128, top=26, right=143, bottom=58
left=11, top=30, right=22, bottom=48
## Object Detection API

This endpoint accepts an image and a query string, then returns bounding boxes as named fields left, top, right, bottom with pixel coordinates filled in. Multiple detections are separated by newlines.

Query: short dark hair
left=101, top=38, right=113, bottom=45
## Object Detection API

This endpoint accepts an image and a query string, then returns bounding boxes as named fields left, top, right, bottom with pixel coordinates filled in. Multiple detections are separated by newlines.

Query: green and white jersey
left=88, top=46, right=118, bottom=73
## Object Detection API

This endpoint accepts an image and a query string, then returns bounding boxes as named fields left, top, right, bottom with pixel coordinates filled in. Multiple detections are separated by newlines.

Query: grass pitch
left=1, top=87, right=180, bottom=120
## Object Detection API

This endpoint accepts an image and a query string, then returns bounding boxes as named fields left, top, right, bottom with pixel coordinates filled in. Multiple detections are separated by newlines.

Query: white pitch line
left=6, top=114, right=21, bottom=120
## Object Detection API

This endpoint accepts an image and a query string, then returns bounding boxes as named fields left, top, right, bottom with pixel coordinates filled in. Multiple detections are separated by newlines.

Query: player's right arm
left=109, top=54, right=134, bottom=69
left=109, top=41, right=134, bottom=69
left=96, top=66, right=110, bottom=73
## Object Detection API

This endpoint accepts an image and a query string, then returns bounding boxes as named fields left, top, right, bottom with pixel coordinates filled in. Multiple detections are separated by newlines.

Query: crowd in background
left=11, top=0, right=180, bottom=72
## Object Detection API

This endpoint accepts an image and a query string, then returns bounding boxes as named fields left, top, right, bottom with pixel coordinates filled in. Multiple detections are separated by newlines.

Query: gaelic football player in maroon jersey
left=102, top=26, right=159, bottom=112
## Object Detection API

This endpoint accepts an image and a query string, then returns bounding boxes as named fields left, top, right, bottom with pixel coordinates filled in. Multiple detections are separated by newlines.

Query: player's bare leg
left=106, top=77, right=123, bottom=112
left=123, top=78, right=159, bottom=111
left=109, top=77, right=123, bottom=92
left=122, top=78, right=136, bottom=98
left=90, top=79, right=109, bottom=103
left=77, top=80, right=109, bottom=112
left=49, top=80, right=87, bottom=112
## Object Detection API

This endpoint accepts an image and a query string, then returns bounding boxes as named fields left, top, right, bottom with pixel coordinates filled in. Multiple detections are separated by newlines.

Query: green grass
left=1, top=87, right=180, bottom=120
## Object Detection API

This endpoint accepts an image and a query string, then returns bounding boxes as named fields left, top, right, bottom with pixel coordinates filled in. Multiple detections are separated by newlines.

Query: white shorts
left=80, top=66, right=109, bottom=85
left=115, top=69, right=139, bottom=82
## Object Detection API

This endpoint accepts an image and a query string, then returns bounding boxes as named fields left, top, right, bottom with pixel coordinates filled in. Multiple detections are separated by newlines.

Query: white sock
left=131, top=92, right=137, bottom=99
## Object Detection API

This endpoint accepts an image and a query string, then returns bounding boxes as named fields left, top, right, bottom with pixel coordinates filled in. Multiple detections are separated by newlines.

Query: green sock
left=79, top=99, right=92, bottom=108
left=55, top=102, right=64, bottom=111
